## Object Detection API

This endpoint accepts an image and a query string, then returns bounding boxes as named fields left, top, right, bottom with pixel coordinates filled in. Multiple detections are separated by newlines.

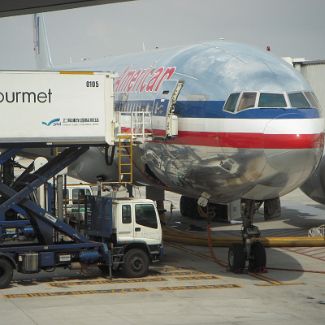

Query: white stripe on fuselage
left=119, top=115, right=324, bottom=135
left=178, top=118, right=324, bottom=134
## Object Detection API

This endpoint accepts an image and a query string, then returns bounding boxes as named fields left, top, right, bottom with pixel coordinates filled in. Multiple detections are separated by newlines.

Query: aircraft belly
left=133, top=144, right=321, bottom=203
left=133, top=143, right=267, bottom=202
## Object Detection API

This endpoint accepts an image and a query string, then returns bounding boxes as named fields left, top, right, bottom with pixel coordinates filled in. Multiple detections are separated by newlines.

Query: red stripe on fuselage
left=120, top=128, right=324, bottom=149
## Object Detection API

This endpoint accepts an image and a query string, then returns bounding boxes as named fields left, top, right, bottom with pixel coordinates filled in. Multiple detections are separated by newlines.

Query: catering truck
left=0, top=194, right=163, bottom=289
left=0, top=70, right=162, bottom=289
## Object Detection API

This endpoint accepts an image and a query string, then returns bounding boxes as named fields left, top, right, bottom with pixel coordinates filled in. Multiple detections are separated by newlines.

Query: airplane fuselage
left=65, top=41, right=324, bottom=203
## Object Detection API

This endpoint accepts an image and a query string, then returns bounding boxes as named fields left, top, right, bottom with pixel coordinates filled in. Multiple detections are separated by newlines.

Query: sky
left=0, top=0, right=324, bottom=69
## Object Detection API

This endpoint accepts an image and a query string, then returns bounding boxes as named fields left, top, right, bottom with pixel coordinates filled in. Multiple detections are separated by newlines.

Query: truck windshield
left=72, top=188, right=91, bottom=204
left=135, top=204, right=158, bottom=229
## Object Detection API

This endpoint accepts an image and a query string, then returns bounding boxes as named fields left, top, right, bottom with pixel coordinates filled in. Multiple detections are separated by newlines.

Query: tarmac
left=0, top=188, right=325, bottom=325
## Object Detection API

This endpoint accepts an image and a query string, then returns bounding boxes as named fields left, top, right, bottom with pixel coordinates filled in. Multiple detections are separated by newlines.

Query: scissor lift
left=0, top=146, right=113, bottom=289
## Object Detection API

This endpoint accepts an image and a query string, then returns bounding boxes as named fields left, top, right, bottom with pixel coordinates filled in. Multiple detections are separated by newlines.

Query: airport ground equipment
left=0, top=148, right=163, bottom=289
left=0, top=150, right=163, bottom=287
left=0, top=70, right=116, bottom=146
left=0, top=70, right=162, bottom=289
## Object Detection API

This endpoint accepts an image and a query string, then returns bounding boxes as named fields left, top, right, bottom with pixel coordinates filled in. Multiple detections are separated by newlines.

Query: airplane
left=25, top=14, right=325, bottom=272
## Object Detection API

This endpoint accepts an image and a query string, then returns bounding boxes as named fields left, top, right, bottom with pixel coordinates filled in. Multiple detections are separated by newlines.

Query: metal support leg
left=228, top=199, right=266, bottom=273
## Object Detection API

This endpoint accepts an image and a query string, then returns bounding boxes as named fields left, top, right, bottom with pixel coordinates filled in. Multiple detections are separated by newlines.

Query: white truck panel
left=0, top=71, right=116, bottom=145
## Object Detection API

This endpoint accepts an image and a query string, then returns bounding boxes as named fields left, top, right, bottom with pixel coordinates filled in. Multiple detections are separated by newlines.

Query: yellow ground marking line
left=49, top=277, right=167, bottom=287
left=157, top=271, right=209, bottom=276
left=248, top=272, right=282, bottom=285
left=254, top=282, right=305, bottom=287
left=159, top=284, right=241, bottom=291
left=4, top=288, right=148, bottom=299
left=175, top=275, right=220, bottom=281
left=249, top=272, right=304, bottom=286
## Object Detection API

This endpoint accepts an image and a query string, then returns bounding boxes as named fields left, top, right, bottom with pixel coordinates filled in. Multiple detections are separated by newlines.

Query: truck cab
left=110, top=198, right=163, bottom=277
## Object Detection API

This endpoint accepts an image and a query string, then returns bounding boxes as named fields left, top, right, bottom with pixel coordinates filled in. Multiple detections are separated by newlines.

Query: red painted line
left=121, top=127, right=324, bottom=149
left=168, top=132, right=324, bottom=149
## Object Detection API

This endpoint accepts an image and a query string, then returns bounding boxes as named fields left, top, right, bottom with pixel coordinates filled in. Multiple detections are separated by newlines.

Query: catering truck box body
left=0, top=71, right=116, bottom=145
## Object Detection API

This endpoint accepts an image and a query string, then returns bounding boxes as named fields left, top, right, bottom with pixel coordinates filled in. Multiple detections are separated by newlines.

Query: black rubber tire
left=0, top=258, right=13, bottom=289
left=180, top=196, right=199, bottom=219
left=264, top=197, right=281, bottom=221
left=98, top=264, right=111, bottom=275
left=228, top=244, right=246, bottom=273
left=249, top=242, right=266, bottom=273
left=122, top=249, right=149, bottom=278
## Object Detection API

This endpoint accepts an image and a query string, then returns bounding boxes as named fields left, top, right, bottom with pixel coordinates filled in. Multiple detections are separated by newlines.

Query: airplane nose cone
left=243, top=113, right=324, bottom=200
left=263, top=113, right=323, bottom=197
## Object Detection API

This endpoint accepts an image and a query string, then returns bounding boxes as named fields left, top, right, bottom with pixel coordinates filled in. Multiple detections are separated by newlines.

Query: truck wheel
left=122, top=249, right=149, bottom=278
left=0, top=258, right=13, bottom=289
left=98, top=264, right=111, bottom=275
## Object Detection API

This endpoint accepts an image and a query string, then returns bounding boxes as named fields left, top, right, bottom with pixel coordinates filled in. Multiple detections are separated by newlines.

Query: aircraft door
left=152, top=80, right=183, bottom=138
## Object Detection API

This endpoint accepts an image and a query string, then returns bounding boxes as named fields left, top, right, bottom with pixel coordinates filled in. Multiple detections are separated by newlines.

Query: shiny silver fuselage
left=66, top=41, right=324, bottom=203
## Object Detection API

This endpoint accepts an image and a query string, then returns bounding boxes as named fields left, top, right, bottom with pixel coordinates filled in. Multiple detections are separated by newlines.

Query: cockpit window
left=237, top=92, right=257, bottom=111
left=223, top=90, right=319, bottom=114
left=258, top=93, right=287, bottom=108
left=224, top=93, right=240, bottom=112
left=288, top=92, right=311, bottom=108
left=304, top=92, right=321, bottom=109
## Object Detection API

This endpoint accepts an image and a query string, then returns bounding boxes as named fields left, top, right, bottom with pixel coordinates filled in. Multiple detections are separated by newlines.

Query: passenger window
left=258, top=93, right=287, bottom=108
left=224, top=93, right=240, bottom=112
left=304, top=92, right=321, bottom=109
left=237, top=92, right=257, bottom=111
left=288, top=92, right=311, bottom=108
left=135, top=204, right=158, bottom=229
left=122, top=205, right=132, bottom=224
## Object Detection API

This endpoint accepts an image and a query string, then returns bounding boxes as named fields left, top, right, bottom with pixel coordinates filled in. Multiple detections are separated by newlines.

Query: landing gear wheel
left=228, top=244, right=246, bottom=273
left=122, top=249, right=149, bottom=278
left=180, top=196, right=198, bottom=219
left=0, top=258, right=13, bottom=289
left=248, top=242, right=266, bottom=273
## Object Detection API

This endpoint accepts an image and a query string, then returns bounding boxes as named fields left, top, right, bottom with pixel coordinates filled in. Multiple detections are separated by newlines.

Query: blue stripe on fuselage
left=115, top=100, right=320, bottom=119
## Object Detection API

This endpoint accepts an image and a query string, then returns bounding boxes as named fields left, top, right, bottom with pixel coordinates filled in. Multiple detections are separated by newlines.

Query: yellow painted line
left=159, top=284, right=241, bottom=291
left=158, top=271, right=208, bottom=276
left=49, top=277, right=167, bottom=287
left=248, top=272, right=282, bottom=285
left=175, top=275, right=220, bottom=281
left=59, top=71, right=94, bottom=75
left=4, top=287, right=148, bottom=299
left=255, top=282, right=305, bottom=287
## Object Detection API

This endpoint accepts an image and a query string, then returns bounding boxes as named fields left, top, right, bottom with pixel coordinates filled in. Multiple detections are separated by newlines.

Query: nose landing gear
left=228, top=200, right=266, bottom=273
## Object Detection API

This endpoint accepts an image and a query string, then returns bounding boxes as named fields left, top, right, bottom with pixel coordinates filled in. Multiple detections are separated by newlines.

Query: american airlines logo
left=115, top=66, right=176, bottom=93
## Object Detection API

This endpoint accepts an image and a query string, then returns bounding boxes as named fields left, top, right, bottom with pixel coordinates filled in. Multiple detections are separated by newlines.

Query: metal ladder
left=117, top=134, right=133, bottom=184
